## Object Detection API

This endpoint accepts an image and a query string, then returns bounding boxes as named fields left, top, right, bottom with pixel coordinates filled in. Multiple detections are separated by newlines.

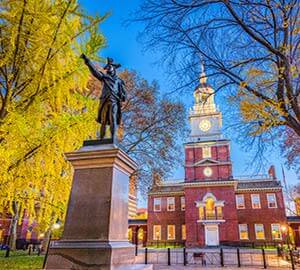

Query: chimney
left=152, top=171, right=162, bottom=186
left=268, top=165, right=276, bottom=179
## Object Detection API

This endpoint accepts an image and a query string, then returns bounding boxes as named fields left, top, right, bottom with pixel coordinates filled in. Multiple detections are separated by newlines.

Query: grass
left=0, top=250, right=44, bottom=270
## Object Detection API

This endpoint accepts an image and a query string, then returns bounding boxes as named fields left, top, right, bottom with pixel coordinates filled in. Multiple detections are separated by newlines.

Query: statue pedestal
left=45, top=143, right=151, bottom=270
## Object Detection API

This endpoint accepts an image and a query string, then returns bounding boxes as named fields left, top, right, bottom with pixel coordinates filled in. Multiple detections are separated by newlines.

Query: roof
left=148, top=178, right=282, bottom=195
left=236, top=179, right=282, bottom=191
left=287, top=216, right=300, bottom=223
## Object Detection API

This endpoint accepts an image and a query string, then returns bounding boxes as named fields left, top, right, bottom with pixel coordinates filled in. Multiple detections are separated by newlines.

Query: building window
left=154, top=198, right=161, bottom=212
left=267, top=194, right=277, bottom=208
left=271, top=224, right=282, bottom=239
left=167, top=197, right=175, bottom=211
left=167, top=225, right=176, bottom=240
left=251, top=194, right=261, bottom=209
left=205, top=197, right=215, bottom=220
left=216, top=206, right=223, bottom=219
left=182, top=225, right=186, bottom=240
left=255, top=224, right=265, bottom=239
left=236, top=195, right=245, bottom=209
left=199, top=207, right=204, bottom=220
left=202, top=146, right=211, bottom=158
left=153, top=225, right=161, bottom=240
left=239, top=224, right=249, bottom=240
left=181, top=196, right=185, bottom=211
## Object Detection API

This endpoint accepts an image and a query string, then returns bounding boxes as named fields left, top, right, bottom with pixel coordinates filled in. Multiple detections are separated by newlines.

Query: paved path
left=154, top=266, right=298, bottom=270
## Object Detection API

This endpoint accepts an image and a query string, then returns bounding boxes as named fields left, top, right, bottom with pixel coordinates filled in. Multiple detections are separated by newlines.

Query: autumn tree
left=0, top=0, right=107, bottom=249
left=87, top=69, right=187, bottom=193
left=135, top=0, right=300, bottom=171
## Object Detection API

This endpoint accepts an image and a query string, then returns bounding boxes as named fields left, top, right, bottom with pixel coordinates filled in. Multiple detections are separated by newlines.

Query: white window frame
left=167, top=225, right=176, bottom=240
left=202, top=146, right=211, bottom=158
left=153, top=198, right=161, bottom=212
left=251, top=194, right=261, bottom=209
left=267, top=193, right=277, bottom=208
left=239, top=224, right=249, bottom=240
left=167, top=197, right=175, bottom=211
left=271, top=224, right=282, bottom=240
left=153, top=225, right=161, bottom=240
left=181, top=196, right=185, bottom=211
left=236, top=195, right=245, bottom=209
left=255, top=224, right=265, bottom=240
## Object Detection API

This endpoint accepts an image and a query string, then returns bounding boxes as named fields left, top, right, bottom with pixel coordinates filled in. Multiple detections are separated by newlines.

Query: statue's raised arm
left=80, top=54, right=125, bottom=143
left=80, top=53, right=106, bottom=80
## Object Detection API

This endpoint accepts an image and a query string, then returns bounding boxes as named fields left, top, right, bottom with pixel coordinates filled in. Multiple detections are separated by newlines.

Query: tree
left=87, top=69, right=187, bottom=193
left=135, top=0, right=300, bottom=170
left=0, top=0, right=107, bottom=249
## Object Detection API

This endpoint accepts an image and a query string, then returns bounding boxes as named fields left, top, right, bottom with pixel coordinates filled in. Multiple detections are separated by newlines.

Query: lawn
left=0, top=250, right=43, bottom=270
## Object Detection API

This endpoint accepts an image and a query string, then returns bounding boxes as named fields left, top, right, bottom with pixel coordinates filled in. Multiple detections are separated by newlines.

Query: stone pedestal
left=45, top=143, right=151, bottom=270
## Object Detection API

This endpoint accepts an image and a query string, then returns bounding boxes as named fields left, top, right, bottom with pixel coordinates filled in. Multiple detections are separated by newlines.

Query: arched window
left=205, top=197, right=215, bottom=220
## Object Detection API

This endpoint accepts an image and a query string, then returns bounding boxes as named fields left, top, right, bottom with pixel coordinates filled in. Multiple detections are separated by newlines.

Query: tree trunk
left=8, top=201, right=19, bottom=250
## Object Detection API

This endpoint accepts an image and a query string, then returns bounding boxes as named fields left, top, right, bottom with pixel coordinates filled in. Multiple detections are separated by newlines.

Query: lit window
left=154, top=198, right=161, bottom=212
left=255, top=224, right=265, bottom=239
left=267, top=194, right=277, bottom=208
left=236, top=195, right=245, bottom=209
left=182, top=225, right=186, bottom=240
left=216, top=206, right=223, bottom=219
left=167, top=197, right=175, bottom=211
left=251, top=194, right=261, bottom=209
left=153, top=225, right=161, bottom=240
left=239, top=224, right=248, bottom=240
left=202, top=146, right=211, bottom=158
left=271, top=224, right=282, bottom=239
left=181, top=197, right=185, bottom=211
left=167, top=225, right=175, bottom=240
left=199, top=207, right=204, bottom=220
left=205, top=197, right=215, bottom=220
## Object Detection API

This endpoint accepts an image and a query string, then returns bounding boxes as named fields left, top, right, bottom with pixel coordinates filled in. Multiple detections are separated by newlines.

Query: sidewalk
left=154, top=266, right=297, bottom=270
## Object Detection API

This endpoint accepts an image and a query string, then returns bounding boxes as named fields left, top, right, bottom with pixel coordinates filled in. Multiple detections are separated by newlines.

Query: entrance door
left=205, top=225, right=219, bottom=246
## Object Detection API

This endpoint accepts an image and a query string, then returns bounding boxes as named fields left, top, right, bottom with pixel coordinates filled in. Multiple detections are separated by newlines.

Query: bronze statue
left=80, top=54, right=126, bottom=142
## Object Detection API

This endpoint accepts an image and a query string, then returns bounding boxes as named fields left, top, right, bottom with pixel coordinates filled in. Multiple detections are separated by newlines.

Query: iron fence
left=135, top=247, right=299, bottom=269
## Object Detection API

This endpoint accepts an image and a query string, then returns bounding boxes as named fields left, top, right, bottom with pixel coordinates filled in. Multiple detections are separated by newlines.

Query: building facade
left=147, top=67, right=287, bottom=247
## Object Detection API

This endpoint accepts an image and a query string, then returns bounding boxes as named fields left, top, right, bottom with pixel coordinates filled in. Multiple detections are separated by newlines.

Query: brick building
left=147, top=67, right=287, bottom=247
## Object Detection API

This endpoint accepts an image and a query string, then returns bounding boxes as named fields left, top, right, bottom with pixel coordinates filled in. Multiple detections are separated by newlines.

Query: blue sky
left=79, top=1, right=298, bottom=201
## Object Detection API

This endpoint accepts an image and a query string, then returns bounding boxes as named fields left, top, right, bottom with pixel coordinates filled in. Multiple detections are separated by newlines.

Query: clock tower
left=185, top=65, right=232, bottom=182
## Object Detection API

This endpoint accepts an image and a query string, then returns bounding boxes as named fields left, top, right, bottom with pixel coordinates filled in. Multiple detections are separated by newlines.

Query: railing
left=135, top=246, right=297, bottom=269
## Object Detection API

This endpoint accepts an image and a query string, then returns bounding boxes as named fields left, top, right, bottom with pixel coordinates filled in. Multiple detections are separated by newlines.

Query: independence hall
left=146, top=68, right=287, bottom=247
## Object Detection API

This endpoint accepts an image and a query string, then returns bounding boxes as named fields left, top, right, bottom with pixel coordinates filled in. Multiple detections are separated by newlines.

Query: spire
left=200, top=61, right=207, bottom=84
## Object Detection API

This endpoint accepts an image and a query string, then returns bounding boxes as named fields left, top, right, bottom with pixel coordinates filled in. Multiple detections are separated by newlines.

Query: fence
left=135, top=247, right=299, bottom=269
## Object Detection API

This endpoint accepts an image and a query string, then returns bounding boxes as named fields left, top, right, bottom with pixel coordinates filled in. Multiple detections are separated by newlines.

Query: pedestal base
left=45, top=240, right=144, bottom=270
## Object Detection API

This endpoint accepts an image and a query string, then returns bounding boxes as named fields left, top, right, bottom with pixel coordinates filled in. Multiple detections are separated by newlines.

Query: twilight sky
left=79, top=0, right=298, bottom=204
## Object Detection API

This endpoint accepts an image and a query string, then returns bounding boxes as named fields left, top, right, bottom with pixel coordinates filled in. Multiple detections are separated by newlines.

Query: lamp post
left=42, top=222, right=61, bottom=269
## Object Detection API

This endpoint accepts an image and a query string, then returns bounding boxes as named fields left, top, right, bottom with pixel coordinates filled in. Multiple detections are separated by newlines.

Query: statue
left=80, top=54, right=126, bottom=142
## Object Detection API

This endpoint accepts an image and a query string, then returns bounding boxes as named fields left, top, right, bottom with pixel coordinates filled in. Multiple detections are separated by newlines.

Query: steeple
left=188, top=63, right=223, bottom=142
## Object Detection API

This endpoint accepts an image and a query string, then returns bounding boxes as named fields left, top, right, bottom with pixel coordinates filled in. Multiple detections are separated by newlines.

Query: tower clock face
left=199, top=119, right=211, bottom=132
left=203, top=167, right=213, bottom=177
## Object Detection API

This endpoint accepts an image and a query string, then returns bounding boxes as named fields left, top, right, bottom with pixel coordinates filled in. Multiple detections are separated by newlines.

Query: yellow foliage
left=0, top=0, right=106, bottom=232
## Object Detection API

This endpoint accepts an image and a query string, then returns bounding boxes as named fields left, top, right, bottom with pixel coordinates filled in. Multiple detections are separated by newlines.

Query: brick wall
left=236, top=190, right=287, bottom=242
left=147, top=195, right=185, bottom=243
left=184, top=185, right=239, bottom=247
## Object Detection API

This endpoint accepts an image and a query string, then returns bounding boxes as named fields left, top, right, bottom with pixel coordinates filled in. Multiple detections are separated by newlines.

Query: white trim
left=267, top=193, right=278, bottom=208
left=153, top=225, right=161, bottom=240
left=153, top=198, right=161, bottom=212
left=255, top=224, right=265, bottom=240
left=167, top=197, right=175, bottom=211
left=167, top=225, right=176, bottom=240
left=251, top=194, right=261, bottom=209
left=239, top=224, right=249, bottom=240
left=236, top=194, right=245, bottom=209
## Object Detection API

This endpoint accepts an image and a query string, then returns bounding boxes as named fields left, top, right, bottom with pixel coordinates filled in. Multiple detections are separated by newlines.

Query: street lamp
left=42, top=222, right=61, bottom=269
